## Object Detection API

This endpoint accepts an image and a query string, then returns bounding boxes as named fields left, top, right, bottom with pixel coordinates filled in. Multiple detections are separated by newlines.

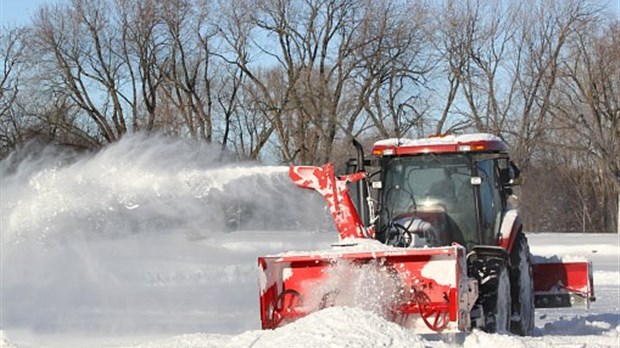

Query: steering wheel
left=384, top=221, right=412, bottom=247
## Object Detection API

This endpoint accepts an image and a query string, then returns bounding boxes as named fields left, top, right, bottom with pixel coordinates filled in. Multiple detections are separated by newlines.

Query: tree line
left=1, top=0, right=618, bottom=232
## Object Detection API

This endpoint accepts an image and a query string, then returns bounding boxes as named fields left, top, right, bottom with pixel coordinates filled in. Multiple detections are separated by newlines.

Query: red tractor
left=258, top=134, right=594, bottom=335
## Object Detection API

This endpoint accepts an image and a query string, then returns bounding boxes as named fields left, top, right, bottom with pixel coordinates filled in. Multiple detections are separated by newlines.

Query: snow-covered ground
left=1, top=136, right=618, bottom=347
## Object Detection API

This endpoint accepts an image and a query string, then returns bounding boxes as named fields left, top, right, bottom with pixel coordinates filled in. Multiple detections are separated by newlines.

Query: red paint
left=290, top=165, right=371, bottom=240
left=258, top=246, right=468, bottom=332
left=533, top=261, right=593, bottom=297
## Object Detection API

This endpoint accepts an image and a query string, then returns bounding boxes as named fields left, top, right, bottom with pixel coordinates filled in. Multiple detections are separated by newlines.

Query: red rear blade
left=532, top=259, right=595, bottom=309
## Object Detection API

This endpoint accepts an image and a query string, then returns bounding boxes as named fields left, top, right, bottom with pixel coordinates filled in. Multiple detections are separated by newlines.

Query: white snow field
left=1, top=136, right=618, bottom=347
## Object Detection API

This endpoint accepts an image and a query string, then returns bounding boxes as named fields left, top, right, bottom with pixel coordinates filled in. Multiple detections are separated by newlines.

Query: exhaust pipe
left=352, top=139, right=369, bottom=226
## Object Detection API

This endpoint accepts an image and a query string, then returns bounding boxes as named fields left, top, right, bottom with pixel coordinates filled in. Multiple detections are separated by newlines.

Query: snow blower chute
left=258, top=134, right=595, bottom=335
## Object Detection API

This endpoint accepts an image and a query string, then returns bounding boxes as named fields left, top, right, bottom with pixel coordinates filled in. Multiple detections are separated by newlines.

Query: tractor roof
left=372, top=133, right=508, bottom=157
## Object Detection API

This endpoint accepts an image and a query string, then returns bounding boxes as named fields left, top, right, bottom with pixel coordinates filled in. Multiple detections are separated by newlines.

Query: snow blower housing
left=258, top=133, right=594, bottom=335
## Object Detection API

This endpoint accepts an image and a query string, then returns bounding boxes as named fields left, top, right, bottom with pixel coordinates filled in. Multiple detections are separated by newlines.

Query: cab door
left=475, top=159, right=504, bottom=245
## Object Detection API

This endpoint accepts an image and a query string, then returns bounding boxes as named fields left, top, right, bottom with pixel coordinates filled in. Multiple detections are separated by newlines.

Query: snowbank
left=594, top=271, right=620, bottom=286
left=124, top=307, right=427, bottom=348
left=0, top=331, right=16, bottom=348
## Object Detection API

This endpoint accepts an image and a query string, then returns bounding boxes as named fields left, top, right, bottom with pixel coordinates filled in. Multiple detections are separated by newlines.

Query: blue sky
left=1, top=0, right=618, bottom=27
left=0, top=0, right=53, bottom=26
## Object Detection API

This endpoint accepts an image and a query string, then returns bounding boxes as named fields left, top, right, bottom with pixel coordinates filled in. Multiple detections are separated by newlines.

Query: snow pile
left=531, top=254, right=589, bottom=264
left=125, top=307, right=427, bottom=348
left=531, top=242, right=619, bottom=259
left=275, top=238, right=407, bottom=257
left=462, top=330, right=530, bottom=347
left=373, top=133, right=502, bottom=148
left=0, top=331, right=16, bottom=348
left=594, top=271, right=620, bottom=286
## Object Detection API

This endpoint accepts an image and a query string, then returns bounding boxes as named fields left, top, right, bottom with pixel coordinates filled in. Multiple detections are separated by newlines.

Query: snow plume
left=1, top=134, right=330, bottom=245
left=0, top=134, right=331, bottom=336
left=302, top=259, right=404, bottom=318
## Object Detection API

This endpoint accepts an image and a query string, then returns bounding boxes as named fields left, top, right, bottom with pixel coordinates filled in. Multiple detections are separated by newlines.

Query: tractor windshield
left=380, top=154, right=478, bottom=248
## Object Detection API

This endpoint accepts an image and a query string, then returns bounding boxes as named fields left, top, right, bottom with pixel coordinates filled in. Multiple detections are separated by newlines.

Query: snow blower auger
left=258, top=134, right=595, bottom=335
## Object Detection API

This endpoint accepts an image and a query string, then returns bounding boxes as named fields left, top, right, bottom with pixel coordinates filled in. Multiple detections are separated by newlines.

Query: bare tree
left=114, top=0, right=166, bottom=132
left=430, top=0, right=518, bottom=136
left=157, top=0, right=219, bottom=142
left=357, top=1, right=432, bottom=139
left=558, top=20, right=619, bottom=191
left=0, top=26, right=27, bottom=156
left=545, top=19, right=620, bottom=231
left=508, top=0, right=594, bottom=169
left=31, top=0, right=129, bottom=143
left=227, top=78, right=276, bottom=160
left=215, top=0, right=301, bottom=162
left=431, top=0, right=597, bottom=170
left=217, top=0, right=433, bottom=164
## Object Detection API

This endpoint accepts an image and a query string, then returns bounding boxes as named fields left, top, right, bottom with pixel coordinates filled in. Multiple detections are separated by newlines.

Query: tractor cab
left=370, top=134, right=518, bottom=251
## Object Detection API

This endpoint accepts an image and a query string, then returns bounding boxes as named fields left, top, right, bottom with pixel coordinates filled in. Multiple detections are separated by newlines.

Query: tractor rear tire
left=509, top=233, right=535, bottom=336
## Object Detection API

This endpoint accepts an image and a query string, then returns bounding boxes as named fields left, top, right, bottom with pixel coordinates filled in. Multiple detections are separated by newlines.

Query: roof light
left=383, top=149, right=394, bottom=156
left=459, top=143, right=486, bottom=152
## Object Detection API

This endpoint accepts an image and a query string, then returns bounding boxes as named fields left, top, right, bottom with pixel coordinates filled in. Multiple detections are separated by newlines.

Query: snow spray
left=0, top=135, right=330, bottom=335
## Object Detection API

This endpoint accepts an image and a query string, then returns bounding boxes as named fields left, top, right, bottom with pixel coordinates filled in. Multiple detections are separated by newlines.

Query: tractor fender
left=497, top=209, right=523, bottom=254
left=467, top=245, right=509, bottom=264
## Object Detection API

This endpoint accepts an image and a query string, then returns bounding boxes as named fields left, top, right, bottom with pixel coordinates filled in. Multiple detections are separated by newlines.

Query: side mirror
left=498, top=158, right=511, bottom=185
left=509, top=161, right=522, bottom=186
